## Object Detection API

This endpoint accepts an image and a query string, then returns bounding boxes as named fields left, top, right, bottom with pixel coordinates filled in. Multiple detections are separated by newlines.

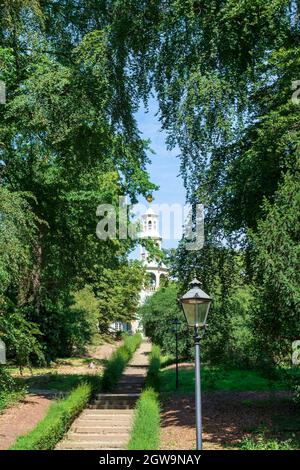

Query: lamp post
left=180, top=278, right=212, bottom=451
left=172, top=319, right=180, bottom=390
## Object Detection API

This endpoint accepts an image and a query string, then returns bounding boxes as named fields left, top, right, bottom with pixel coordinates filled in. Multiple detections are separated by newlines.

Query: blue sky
left=130, top=97, right=186, bottom=254
left=135, top=97, right=186, bottom=210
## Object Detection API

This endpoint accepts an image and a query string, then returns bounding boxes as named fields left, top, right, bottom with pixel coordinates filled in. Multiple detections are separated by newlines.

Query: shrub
left=0, top=366, right=16, bottom=392
left=10, top=382, right=93, bottom=450
left=146, top=345, right=161, bottom=391
left=239, top=434, right=294, bottom=450
left=23, top=298, right=93, bottom=360
left=128, top=344, right=161, bottom=450
left=70, top=286, right=100, bottom=342
left=0, top=367, right=25, bottom=412
left=139, top=285, right=193, bottom=359
left=0, top=310, right=44, bottom=371
left=101, top=333, right=142, bottom=392
left=127, top=388, right=160, bottom=450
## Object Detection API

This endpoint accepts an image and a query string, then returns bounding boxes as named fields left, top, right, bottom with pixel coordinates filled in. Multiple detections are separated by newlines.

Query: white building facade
left=131, top=207, right=169, bottom=333
left=111, top=207, right=168, bottom=334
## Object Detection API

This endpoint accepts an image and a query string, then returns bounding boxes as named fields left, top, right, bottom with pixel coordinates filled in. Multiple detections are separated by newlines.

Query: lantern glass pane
left=182, top=299, right=211, bottom=327
left=195, top=302, right=209, bottom=326
left=182, top=302, right=196, bottom=326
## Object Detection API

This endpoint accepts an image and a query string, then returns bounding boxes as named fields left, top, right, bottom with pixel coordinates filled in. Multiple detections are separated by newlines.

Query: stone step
left=77, top=417, right=132, bottom=424
left=90, top=402, right=136, bottom=410
left=82, top=409, right=134, bottom=415
left=55, top=341, right=152, bottom=452
left=75, top=418, right=132, bottom=424
left=119, top=376, right=145, bottom=383
left=90, top=393, right=139, bottom=409
left=82, top=415, right=132, bottom=419
left=94, top=393, right=140, bottom=399
left=118, top=384, right=144, bottom=388
left=57, top=443, right=124, bottom=450
left=115, top=389, right=142, bottom=394
left=73, top=426, right=131, bottom=433
left=65, top=434, right=128, bottom=443
left=117, top=382, right=144, bottom=388
left=117, top=382, right=143, bottom=388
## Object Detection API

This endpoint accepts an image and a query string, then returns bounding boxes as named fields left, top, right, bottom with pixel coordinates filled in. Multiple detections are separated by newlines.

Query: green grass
left=236, top=398, right=300, bottom=450
left=10, top=382, right=95, bottom=450
left=102, top=333, right=142, bottom=392
left=160, top=366, right=293, bottom=393
left=273, top=413, right=300, bottom=432
left=17, top=372, right=99, bottom=392
left=160, top=354, right=175, bottom=369
left=128, top=345, right=161, bottom=450
left=239, top=430, right=296, bottom=450
left=8, top=356, right=106, bottom=376
left=0, top=389, right=25, bottom=413
left=9, top=335, right=140, bottom=450
left=146, top=345, right=161, bottom=391
left=0, top=367, right=26, bottom=413
left=127, top=388, right=160, bottom=450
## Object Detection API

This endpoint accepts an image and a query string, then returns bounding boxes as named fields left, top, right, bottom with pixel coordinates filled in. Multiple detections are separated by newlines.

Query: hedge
left=127, top=345, right=161, bottom=450
left=10, top=382, right=93, bottom=450
left=145, top=344, right=161, bottom=391
left=102, top=333, right=142, bottom=392
left=10, top=334, right=142, bottom=450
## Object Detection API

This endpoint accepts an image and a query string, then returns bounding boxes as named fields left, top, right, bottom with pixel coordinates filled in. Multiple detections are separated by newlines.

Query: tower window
left=148, top=220, right=152, bottom=230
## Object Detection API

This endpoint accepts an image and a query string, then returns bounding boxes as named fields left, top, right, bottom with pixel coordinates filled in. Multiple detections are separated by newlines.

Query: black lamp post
left=180, top=278, right=212, bottom=451
left=172, top=318, right=180, bottom=390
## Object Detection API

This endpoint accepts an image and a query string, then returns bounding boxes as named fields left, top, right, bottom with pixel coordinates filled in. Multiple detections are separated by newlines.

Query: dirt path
left=10, top=341, right=123, bottom=380
left=1, top=341, right=122, bottom=449
left=87, top=342, right=123, bottom=361
left=160, top=391, right=295, bottom=450
left=0, top=394, right=52, bottom=450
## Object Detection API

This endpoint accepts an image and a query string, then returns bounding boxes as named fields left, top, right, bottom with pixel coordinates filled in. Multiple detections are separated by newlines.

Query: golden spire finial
left=146, top=194, right=154, bottom=203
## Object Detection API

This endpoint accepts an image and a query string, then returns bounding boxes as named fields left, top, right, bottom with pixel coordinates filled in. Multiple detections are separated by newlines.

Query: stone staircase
left=56, top=340, right=151, bottom=450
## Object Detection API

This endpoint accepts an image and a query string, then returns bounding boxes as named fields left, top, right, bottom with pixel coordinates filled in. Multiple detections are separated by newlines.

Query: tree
left=171, top=242, right=254, bottom=365
left=139, top=284, right=193, bottom=359
left=250, top=168, right=300, bottom=363
left=1, top=0, right=299, bottom=366
left=0, top=309, right=44, bottom=372
left=0, top=7, right=155, bottom=358
left=95, top=261, right=145, bottom=332
left=70, top=286, right=100, bottom=342
left=0, top=187, right=37, bottom=296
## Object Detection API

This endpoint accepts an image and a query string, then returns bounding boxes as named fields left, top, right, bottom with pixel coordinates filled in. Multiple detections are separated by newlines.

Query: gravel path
left=160, top=391, right=295, bottom=450
left=0, top=395, right=52, bottom=450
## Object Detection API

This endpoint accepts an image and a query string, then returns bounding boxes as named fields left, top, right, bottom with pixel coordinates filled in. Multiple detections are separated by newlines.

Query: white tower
left=129, top=207, right=169, bottom=334
left=139, top=207, right=168, bottom=294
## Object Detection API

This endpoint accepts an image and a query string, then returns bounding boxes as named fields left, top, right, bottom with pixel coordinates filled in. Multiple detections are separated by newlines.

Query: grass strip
left=10, top=380, right=96, bottom=450
left=127, top=345, right=161, bottom=450
left=145, top=344, right=161, bottom=391
left=102, top=333, right=142, bottom=392
left=9, top=335, right=142, bottom=450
